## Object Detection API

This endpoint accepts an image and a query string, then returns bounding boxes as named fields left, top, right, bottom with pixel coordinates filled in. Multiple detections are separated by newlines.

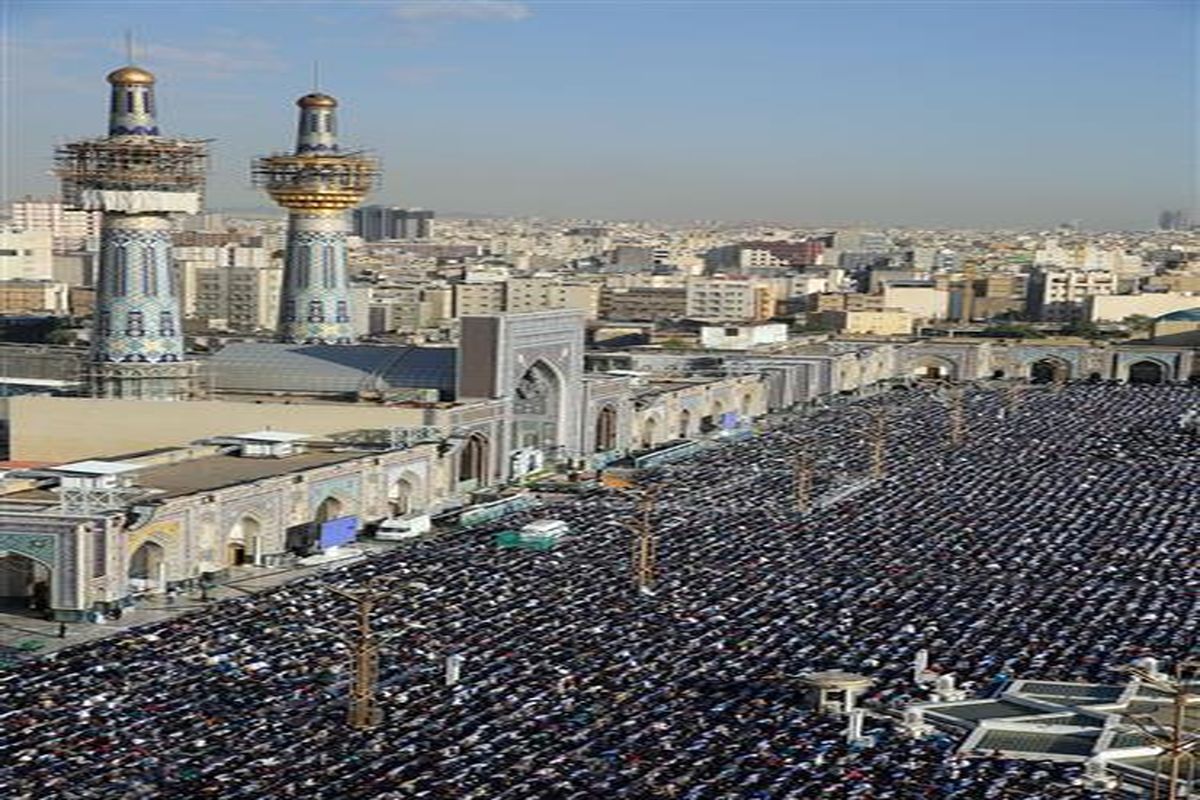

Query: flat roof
left=52, top=460, right=143, bottom=475
left=228, top=431, right=312, bottom=443
left=132, top=450, right=365, bottom=498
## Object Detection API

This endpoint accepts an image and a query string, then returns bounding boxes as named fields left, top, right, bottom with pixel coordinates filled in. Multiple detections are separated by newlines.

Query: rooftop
left=132, top=449, right=365, bottom=498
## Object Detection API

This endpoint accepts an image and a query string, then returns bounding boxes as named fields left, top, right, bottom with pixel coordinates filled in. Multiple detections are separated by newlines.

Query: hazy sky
left=3, top=0, right=1196, bottom=228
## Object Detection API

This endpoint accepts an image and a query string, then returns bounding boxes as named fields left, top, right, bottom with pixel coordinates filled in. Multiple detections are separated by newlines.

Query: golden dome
left=107, top=65, right=156, bottom=85
left=297, top=93, right=338, bottom=109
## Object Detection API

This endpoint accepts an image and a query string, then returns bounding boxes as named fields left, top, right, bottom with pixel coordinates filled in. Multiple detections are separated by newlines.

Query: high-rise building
left=352, top=206, right=434, bottom=241
left=254, top=92, right=379, bottom=343
left=6, top=198, right=102, bottom=252
left=54, top=63, right=206, bottom=399
left=1158, top=209, right=1190, bottom=231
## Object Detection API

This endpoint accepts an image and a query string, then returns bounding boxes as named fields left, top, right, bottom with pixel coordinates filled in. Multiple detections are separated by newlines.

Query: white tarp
left=79, top=190, right=200, bottom=214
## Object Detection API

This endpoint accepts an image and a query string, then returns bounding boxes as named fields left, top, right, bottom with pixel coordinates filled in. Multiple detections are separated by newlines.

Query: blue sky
left=3, top=0, right=1195, bottom=228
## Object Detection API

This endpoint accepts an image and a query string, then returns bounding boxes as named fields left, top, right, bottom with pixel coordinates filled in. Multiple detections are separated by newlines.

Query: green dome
left=1156, top=307, right=1200, bottom=322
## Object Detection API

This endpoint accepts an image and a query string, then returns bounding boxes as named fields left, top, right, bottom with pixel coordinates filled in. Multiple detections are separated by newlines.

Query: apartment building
left=0, top=229, right=54, bottom=281
left=6, top=198, right=101, bottom=252
left=599, top=286, right=688, bottom=320
left=0, top=280, right=70, bottom=315
left=686, top=278, right=777, bottom=321
left=1027, top=268, right=1117, bottom=321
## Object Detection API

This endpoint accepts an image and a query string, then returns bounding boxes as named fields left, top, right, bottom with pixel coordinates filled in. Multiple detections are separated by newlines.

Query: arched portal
left=389, top=478, right=413, bottom=517
left=911, top=357, right=955, bottom=381
left=227, top=515, right=262, bottom=567
left=128, top=540, right=166, bottom=594
left=0, top=553, right=51, bottom=612
left=1029, top=358, right=1071, bottom=384
left=641, top=416, right=659, bottom=449
left=512, top=360, right=562, bottom=455
left=315, top=496, right=344, bottom=524
left=1128, top=360, right=1166, bottom=385
left=458, top=433, right=490, bottom=486
left=594, top=405, right=617, bottom=452
left=678, top=409, right=692, bottom=439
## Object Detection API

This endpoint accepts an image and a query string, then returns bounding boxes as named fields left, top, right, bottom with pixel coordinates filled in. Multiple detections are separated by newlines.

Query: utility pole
left=866, top=408, right=887, bottom=478
left=326, top=578, right=427, bottom=730
left=625, top=488, right=659, bottom=595
left=1120, top=659, right=1198, bottom=800
left=328, top=584, right=384, bottom=730
left=794, top=451, right=813, bottom=513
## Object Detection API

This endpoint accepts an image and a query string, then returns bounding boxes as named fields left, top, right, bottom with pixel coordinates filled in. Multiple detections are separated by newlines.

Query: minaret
left=55, top=64, right=206, bottom=399
left=254, top=92, right=378, bottom=344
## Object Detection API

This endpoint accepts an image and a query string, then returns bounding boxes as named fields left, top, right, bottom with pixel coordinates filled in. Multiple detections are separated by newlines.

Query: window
left=125, top=310, right=145, bottom=336
left=159, top=311, right=175, bottom=336
left=307, top=300, right=324, bottom=322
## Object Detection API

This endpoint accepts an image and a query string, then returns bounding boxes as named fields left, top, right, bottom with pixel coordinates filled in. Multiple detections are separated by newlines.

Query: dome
left=107, top=65, right=156, bottom=85
left=1156, top=307, right=1200, bottom=322
left=297, top=93, right=338, bottom=109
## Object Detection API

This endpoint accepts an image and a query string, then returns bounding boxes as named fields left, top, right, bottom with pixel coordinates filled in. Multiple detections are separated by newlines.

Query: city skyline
left=3, top=0, right=1196, bottom=229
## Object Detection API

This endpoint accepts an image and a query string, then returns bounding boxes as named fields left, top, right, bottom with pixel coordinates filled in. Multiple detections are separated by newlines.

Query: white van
left=375, top=514, right=432, bottom=541
left=518, top=519, right=570, bottom=542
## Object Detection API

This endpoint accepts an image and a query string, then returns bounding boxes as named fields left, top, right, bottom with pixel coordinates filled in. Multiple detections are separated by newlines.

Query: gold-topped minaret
left=253, top=90, right=379, bottom=343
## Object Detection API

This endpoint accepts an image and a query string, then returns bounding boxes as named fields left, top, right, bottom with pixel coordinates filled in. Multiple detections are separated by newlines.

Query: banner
left=319, top=516, right=358, bottom=549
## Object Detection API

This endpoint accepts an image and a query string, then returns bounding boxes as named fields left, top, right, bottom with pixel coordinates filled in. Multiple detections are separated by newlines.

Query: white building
left=700, top=323, right=789, bottom=350
left=0, top=228, right=54, bottom=281
left=6, top=198, right=101, bottom=252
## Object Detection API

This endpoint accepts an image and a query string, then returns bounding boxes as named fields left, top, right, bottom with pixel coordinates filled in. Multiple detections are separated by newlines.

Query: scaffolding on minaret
left=54, top=59, right=208, bottom=400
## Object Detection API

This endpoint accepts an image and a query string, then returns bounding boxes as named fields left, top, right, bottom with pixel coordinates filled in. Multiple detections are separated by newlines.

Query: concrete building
left=192, top=263, right=284, bottom=331
left=352, top=206, right=435, bottom=241
left=0, top=280, right=70, bottom=315
left=0, top=229, right=54, bottom=281
left=705, top=240, right=823, bottom=271
left=6, top=197, right=101, bottom=252
left=686, top=278, right=777, bottom=321
left=454, top=282, right=505, bottom=317
left=1027, top=268, right=1118, bottom=321
left=699, top=322, right=789, bottom=350
left=505, top=277, right=601, bottom=318
left=1085, top=292, right=1200, bottom=323
left=820, top=309, right=914, bottom=336
left=880, top=281, right=950, bottom=320
left=599, top=286, right=688, bottom=320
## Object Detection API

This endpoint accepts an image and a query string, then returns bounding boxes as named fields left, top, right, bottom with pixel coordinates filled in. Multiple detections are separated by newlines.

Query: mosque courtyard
left=1, top=383, right=1196, bottom=799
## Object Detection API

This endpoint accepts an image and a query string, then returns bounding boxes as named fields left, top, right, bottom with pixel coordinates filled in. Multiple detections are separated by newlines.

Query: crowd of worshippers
left=2, top=384, right=1195, bottom=799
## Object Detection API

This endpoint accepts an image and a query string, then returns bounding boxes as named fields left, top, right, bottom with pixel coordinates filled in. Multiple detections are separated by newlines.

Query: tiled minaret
left=56, top=64, right=206, bottom=399
left=254, top=93, right=378, bottom=343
